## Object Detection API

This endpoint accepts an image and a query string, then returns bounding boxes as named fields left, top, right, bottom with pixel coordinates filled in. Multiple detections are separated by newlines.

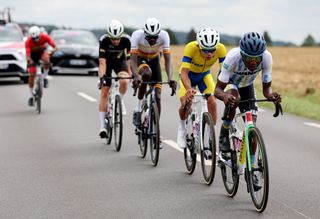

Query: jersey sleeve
left=130, top=31, right=139, bottom=54
left=262, top=50, right=273, bottom=83
left=217, top=43, right=227, bottom=69
left=124, top=35, right=131, bottom=60
left=99, top=34, right=107, bottom=59
left=25, top=38, right=31, bottom=57
left=162, top=31, right=171, bottom=54
left=44, top=34, right=56, bottom=48
left=218, top=48, right=237, bottom=83
left=180, top=42, right=195, bottom=70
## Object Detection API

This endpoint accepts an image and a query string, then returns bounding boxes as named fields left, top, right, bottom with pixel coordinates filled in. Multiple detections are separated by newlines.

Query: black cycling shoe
left=43, top=78, right=49, bottom=88
left=28, top=97, right=34, bottom=107
left=133, top=111, right=141, bottom=126
left=252, top=174, right=262, bottom=192
left=219, top=125, right=230, bottom=152
left=203, top=148, right=212, bottom=160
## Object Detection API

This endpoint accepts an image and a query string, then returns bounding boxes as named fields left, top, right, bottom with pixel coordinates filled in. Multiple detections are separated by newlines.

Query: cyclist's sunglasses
left=32, top=36, right=40, bottom=41
left=201, top=48, right=216, bottom=54
left=145, top=35, right=159, bottom=41
left=110, top=37, right=121, bottom=41
left=241, top=52, right=263, bottom=63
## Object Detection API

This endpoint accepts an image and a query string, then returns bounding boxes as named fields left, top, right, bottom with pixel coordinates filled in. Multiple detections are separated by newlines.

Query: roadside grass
left=255, top=88, right=320, bottom=121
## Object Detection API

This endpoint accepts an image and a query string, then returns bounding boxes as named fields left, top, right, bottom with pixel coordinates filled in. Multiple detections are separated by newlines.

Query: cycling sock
left=135, top=99, right=142, bottom=112
left=29, top=88, right=34, bottom=98
left=99, top=111, right=107, bottom=129
left=180, top=119, right=187, bottom=129
left=222, top=120, right=232, bottom=129
left=43, top=69, right=49, bottom=79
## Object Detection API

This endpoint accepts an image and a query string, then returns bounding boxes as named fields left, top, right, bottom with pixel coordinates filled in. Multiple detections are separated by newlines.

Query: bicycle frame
left=188, top=92, right=209, bottom=153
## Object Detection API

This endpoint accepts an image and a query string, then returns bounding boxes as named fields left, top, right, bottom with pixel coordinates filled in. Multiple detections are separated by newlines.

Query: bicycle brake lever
left=273, top=102, right=283, bottom=117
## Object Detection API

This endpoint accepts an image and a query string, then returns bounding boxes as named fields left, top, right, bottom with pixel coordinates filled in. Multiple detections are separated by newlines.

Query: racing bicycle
left=104, top=75, right=132, bottom=151
left=183, top=92, right=216, bottom=185
left=217, top=99, right=282, bottom=212
left=133, top=82, right=175, bottom=166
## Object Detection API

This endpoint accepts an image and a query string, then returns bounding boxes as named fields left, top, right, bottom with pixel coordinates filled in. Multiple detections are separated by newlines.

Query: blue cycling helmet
left=239, top=32, right=266, bottom=56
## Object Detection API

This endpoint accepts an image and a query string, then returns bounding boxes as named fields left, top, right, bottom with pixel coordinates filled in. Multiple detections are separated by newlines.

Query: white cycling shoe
left=177, top=125, right=187, bottom=149
left=99, top=128, right=107, bottom=138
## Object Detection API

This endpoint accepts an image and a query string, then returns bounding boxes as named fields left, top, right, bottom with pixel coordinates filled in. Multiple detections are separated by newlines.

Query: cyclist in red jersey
left=25, top=26, right=57, bottom=106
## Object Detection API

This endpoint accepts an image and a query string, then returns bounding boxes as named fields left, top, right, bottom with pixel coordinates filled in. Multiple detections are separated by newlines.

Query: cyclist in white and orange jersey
left=131, top=18, right=176, bottom=127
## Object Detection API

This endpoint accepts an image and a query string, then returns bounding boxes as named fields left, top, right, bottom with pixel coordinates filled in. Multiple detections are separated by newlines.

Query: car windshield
left=51, top=31, right=98, bottom=46
left=0, top=26, right=23, bottom=42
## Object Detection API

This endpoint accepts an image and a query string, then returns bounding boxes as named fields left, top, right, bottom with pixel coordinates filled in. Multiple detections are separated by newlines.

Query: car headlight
left=91, top=50, right=99, bottom=58
left=53, top=50, right=65, bottom=57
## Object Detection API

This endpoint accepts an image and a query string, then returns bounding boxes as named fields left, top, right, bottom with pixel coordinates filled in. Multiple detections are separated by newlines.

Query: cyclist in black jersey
left=98, top=19, right=132, bottom=138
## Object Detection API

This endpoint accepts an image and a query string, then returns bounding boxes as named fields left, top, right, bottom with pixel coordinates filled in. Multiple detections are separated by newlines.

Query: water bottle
left=143, top=108, right=149, bottom=127
left=238, top=134, right=246, bottom=175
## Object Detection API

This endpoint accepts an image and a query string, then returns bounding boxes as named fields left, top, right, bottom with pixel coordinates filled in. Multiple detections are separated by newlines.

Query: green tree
left=164, top=28, right=178, bottom=45
left=263, top=31, right=273, bottom=46
left=186, top=28, right=196, bottom=44
left=301, top=34, right=316, bottom=47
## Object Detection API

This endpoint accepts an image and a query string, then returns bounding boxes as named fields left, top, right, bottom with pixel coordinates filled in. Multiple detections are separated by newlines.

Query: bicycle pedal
left=203, top=150, right=212, bottom=160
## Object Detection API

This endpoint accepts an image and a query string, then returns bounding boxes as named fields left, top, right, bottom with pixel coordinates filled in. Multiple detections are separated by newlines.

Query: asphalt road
left=0, top=75, right=319, bottom=219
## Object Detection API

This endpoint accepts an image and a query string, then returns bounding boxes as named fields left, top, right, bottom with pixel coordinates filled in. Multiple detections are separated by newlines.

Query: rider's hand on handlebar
left=169, top=80, right=177, bottom=93
left=266, top=92, right=281, bottom=103
left=132, top=78, right=141, bottom=89
left=223, top=93, right=236, bottom=106
left=186, top=88, right=197, bottom=102
left=98, top=77, right=107, bottom=89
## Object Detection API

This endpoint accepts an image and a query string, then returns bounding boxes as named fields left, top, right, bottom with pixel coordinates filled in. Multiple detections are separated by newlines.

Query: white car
left=0, top=20, right=28, bottom=83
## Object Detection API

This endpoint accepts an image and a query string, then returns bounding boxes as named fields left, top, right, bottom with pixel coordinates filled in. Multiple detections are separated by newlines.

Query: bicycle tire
left=219, top=125, right=240, bottom=196
left=105, top=112, right=113, bottom=145
left=139, top=111, right=148, bottom=158
left=36, top=78, right=42, bottom=114
left=200, top=112, right=216, bottom=185
left=247, top=127, right=269, bottom=213
left=149, top=102, right=160, bottom=166
left=114, top=95, right=123, bottom=152
left=184, top=113, right=196, bottom=174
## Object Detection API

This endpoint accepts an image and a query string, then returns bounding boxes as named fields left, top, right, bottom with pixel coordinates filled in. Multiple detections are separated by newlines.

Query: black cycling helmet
left=239, top=32, right=266, bottom=56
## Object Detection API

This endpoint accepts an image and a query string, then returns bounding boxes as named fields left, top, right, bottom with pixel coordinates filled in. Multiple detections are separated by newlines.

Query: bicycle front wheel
left=247, top=127, right=269, bottom=213
left=35, top=78, right=42, bottom=114
left=114, top=95, right=123, bottom=152
left=149, top=102, right=160, bottom=166
left=184, top=114, right=196, bottom=174
left=200, top=112, right=216, bottom=185
left=105, top=115, right=113, bottom=145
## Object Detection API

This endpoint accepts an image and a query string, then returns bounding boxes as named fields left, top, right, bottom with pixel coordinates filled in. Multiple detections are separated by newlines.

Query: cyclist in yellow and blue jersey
left=177, top=28, right=227, bottom=149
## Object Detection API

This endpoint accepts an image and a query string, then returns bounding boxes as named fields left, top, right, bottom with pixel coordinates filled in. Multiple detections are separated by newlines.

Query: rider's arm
left=217, top=43, right=227, bottom=69
left=98, top=58, right=107, bottom=78
left=44, top=34, right=57, bottom=49
left=163, top=52, right=173, bottom=81
left=130, top=53, right=139, bottom=79
left=125, top=39, right=132, bottom=76
left=214, top=79, right=228, bottom=102
left=180, top=67, right=192, bottom=91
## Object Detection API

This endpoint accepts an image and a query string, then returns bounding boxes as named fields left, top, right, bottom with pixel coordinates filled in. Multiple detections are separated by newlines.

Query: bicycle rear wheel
left=184, top=114, right=196, bottom=174
left=247, top=127, right=269, bottom=212
left=149, top=102, right=160, bottom=166
left=200, top=112, right=216, bottom=185
left=114, top=95, right=123, bottom=152
left=105, top=114, right=113, bottom=145
left=139, top=107, right=149, bottom=158
left=220, top=130, right=240, bottom=197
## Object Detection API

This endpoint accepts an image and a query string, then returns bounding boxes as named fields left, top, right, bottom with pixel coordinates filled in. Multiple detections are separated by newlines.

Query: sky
left=1, top=0, right=319, bottom=45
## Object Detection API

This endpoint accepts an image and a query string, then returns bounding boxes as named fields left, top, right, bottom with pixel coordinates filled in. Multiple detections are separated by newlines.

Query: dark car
left=0, top=20, right=28, bottom=83
left=50, top=29, right=99, bottom=75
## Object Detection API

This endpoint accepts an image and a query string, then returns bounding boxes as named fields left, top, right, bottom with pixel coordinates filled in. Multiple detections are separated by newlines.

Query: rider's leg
left=219, top=88, right=239, bottom=152
left=98, top=86, right=110, bottom=137
left=177, top=82, right=190, bottom=148
left=207, top=95, right=217, bottom=125
left=27, top=65, right=36, bottom=106
left=41, top=52, right=51, bottom=88
left=154, top=85, right=162, bottom=115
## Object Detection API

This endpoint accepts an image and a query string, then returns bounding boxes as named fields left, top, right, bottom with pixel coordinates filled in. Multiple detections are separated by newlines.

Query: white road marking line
left=258, top=108, right=265, bottom=112
left=163, top=137, right=310, bottom=218
left=162, top=139, right=200, bottom=162
left=47, top=76, right=54, bottom=80
left=77, top=92, right=97, bottom=102
left=304, top=122, right=320, bottom=129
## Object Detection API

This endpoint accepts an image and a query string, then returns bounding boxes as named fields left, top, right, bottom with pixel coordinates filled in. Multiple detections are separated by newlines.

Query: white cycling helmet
left=196, top=28, right=220, bottom=50
left=29, top=26, right=41, bottom=40
left=107, top=19, right=124, bottom=38
left=143, top=18, right=161, bottom=36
